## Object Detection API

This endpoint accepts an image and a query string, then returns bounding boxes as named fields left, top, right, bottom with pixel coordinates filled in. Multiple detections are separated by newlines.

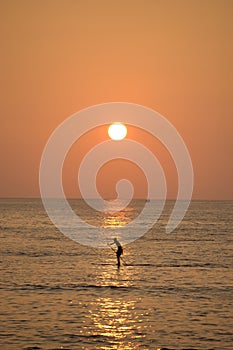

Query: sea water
left=0, top=199, right=232, bottom=350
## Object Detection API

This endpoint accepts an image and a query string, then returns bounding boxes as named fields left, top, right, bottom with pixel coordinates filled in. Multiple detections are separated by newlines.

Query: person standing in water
left=110, top=238, right=123, bottom=268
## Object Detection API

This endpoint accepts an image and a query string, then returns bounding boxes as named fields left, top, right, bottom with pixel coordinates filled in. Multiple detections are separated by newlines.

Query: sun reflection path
left=101, top=202, right=136, bottom=229
left=90, top=297, right=145, bottom=349
left=85, top=265, right=149, bottom=349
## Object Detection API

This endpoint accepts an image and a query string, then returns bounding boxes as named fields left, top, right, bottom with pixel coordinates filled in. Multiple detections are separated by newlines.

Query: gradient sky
left=0, top=0, right=232, bottom=199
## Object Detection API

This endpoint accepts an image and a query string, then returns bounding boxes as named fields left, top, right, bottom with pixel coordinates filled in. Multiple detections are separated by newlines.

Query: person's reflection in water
left=110, top=238, right=123, bottom=268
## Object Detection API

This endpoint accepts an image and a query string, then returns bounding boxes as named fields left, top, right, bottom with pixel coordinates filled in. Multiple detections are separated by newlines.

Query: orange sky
left=0, top=0, right=232, bottom=199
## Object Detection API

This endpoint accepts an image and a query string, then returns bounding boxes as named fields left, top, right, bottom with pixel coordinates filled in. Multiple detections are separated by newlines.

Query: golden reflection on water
left=100, top=200, right=139, bottom=229
left=88, top=266, right=145, bottom=349
left=71, top=199, right=142, bottom=228
left=90, top=297, right=144, bottom=349
left=101, top=210, right=132, bottom=228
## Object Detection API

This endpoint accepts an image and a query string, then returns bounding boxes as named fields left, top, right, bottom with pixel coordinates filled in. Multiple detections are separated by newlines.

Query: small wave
left=125, top=263, right=156, bottom=267
left=23, top=347, right=43, bottom=350
left=96, top=262, right=155, bottom=267
left=0, top=251, right=85, bottom=258
left=96, top=262, right=228, bottom=268
left=4, top=282, right=134, bottom=292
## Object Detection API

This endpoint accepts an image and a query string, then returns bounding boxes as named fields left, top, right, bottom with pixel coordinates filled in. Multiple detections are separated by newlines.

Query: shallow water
left=0, top=199, right=233, bottom=349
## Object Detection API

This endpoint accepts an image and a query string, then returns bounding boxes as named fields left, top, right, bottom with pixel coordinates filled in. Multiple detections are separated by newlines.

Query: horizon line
left=0, top=197, right=232, bottom=201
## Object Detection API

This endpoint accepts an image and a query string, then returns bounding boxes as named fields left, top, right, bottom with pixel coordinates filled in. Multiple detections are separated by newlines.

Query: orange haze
left=0, top=0, right=232, bottom=199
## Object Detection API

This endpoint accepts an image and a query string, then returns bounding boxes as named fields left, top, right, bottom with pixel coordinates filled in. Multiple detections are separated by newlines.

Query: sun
left=108, top=122, right=127, bottom=141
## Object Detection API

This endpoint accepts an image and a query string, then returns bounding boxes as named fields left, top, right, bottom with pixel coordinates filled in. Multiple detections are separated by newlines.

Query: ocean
left=0, top=199, right=232, bottom=350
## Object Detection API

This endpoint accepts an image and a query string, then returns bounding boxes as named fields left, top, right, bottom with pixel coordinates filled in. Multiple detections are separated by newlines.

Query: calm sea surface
left=0, top=199, right=232, bottom=350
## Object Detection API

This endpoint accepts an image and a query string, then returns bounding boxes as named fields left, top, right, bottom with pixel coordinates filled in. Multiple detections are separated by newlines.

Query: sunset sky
left=0, top=0, right=232, bottom=199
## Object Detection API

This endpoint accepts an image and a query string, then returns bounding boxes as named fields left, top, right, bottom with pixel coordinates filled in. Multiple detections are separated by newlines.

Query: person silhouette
left=110, top=238, right=123, bottom=268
